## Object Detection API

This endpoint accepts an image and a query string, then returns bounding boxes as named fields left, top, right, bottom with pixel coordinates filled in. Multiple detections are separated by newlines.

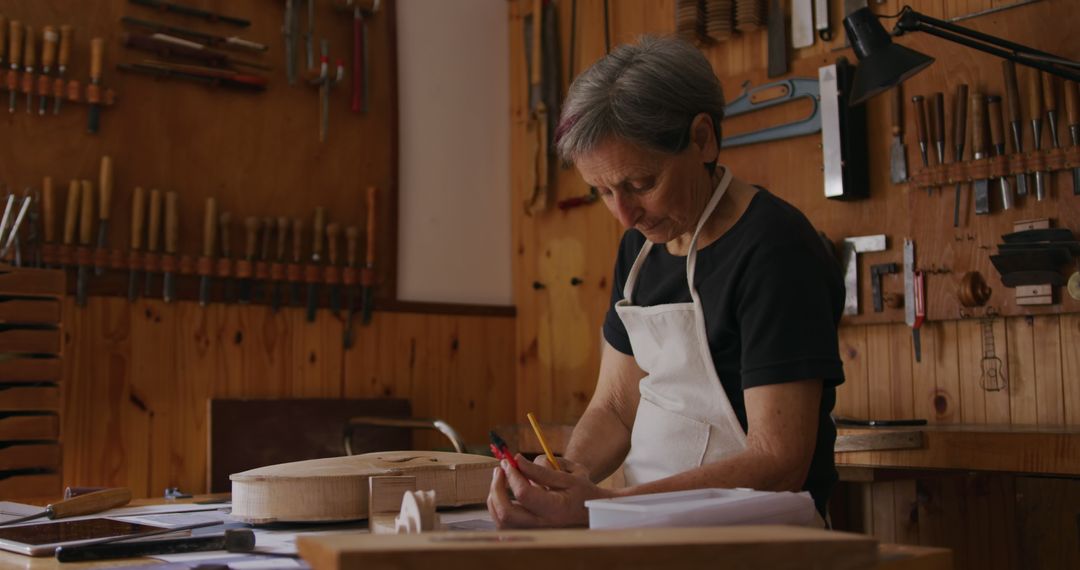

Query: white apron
left=617, top=166, right=748, bottom=486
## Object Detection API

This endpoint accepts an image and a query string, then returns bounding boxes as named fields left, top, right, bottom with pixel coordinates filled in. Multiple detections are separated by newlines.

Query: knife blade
left=889, top=86, right=908, bottom=184
left=218, top=212, right=236, bottom=303
left=162, top=191, right=178, bottom=303
left=145, top=188, right=162, bottom=296
left=94, top=155, right=113, bottom=275
left=1002, top=60, right=1029, bottom=197
left=361, top=186, right=376, bottom=325
left=199, top=197, right=217, bottom=307
left=271, top=216, right=289, bottom=312
left=343, top=225, right=359, bottom=348
left=289, top=218, right=303, bottom=307
left=1065, top=80, right=1080, bottom=196
left=238, top=217, right=259, bottom=304
left=970, top=92, right=990, bottom=216
left=326, top=222, right=341, bottom=316
left=306, top=207, right=325, bottom=322
left=76, top=180, right=94, bottom=307
left=128, top=186, right=146, bottom=301
left=987, top=95, right=1014, bottom=211
left=1029, top=69, right=1047, bottom=200
left=951, top=84, right=968, bottom=226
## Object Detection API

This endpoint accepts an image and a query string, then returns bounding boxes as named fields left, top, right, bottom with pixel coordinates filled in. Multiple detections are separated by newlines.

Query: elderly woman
left=488, top=36, right=844, bottom=528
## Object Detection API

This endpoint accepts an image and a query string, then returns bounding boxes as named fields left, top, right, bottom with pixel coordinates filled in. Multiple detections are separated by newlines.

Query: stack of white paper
left=584, top=488, right=820, bottom=529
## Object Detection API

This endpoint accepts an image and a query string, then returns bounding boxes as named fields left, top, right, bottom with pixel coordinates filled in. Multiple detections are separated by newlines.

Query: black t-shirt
left=603, top=188, right=845, bottom=514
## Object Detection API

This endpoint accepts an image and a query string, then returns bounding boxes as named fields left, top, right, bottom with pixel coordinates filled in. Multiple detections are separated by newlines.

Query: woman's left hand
left=487, top=454, right=612, bottom=528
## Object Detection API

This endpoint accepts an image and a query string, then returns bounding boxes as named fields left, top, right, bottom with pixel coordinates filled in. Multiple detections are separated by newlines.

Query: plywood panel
left=1063, top=315, right=1080, bottom=426
left=1006, top=317, right=1037, bottom=424
left=1031, top=316, right=1064, bottom=425
left=931, top=321, right=961, bottom=423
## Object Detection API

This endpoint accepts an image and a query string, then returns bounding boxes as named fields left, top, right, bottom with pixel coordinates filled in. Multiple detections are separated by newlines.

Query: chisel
left=889, top=86, right=908, bottom=184
left=8, top=20, right=23, bottom=113
left=1043, top=72, right=1060, bottom=150
left=912, top=95, right=930, bottom=170
left=62, top=181, right=79, bottom=272
left=361, top=187, right=376, bottom=325
left=144, top=188, right=162, bottom=296
left=987, top=95, right=1014, bottom=211
left=326, top=222, right=341, bottom=315
left=929, top=92, right=945, bottom=171
left=1066, top=80, right=1080, bottom=196
left=306, top=207, right=325, bottom=321
left=1029, top=70, right=1047, bottom=201
left=38, top=25, right=56, bottom=115
left=343, top=225, right=359, bottom=348
left=255, top=216, right=273, bottom=302
left=199, top=197, right=217, bottom=307
left=87, top=37, right=104, bottom=133
left=0, top=15, right=6, bottom=72
left=970, top=92, right=990, bottom=216
left=0, top=488, right=131, bottom=528
left=218, top=212, right=235, bottom=303
left=238, top=217, right=258, bottom=303
left=57, top=529, right=254, bottom=563
left=162, top=191, right=178, bottom=303
left=271, top=216, right=289, bottom=312
left=951, top=84, right=968, bottom=227
left=76, top=180, right=94, bottom=307
left=289, top=218, right=303, bottom=306
left=95, top=156, right=113, bottom=276
left=21, top=24, right=35, bottom=114
left=1002, top=61, right=1029, bottom=197
left=128, top=186, right=146, bottom=302
left=53, top=25, right=72, bottom=115
left=42, top=177, right=55, bottom=267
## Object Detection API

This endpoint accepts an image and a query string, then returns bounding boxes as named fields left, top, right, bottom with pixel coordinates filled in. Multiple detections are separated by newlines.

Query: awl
left=987, top=95, right=1014, bottom=211
left=162, top=191, right=179, bottom=303
left=1002, top=61, right=1030, bottom=197
left=306, top=207, right=325, bottom=322
left=95, top=155, right=113, bottom=276
left=1066, top=80, right=1080, bottom=196
left=0, top=488, right=131, bottom=527
left=128, top=186, right=146, bottom=301
left=970, top=92, right=990, bottom=216
left=199, top=197, right=217, bottom=307
left=76, top=180, right=94, bottom=307
left=889, top=85, right=908, bottom=184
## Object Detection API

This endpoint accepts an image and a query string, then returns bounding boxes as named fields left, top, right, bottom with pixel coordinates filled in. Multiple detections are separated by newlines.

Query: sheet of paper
left=0, top=502, right=40, bottom=523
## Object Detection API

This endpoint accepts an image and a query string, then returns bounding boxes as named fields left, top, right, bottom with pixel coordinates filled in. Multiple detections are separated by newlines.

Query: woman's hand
left=486, top=454, right=612, bottom=528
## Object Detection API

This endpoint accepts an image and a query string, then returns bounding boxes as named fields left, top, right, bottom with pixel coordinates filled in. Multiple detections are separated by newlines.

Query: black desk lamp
left=844, top=6, right=1080, bottom=105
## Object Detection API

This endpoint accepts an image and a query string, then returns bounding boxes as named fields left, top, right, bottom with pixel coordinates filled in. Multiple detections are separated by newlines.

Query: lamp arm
left=894, top=7, right=1080, bottom=83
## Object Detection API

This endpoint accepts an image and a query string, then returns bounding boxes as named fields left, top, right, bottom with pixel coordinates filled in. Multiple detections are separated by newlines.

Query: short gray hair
left=554, top=35, right=724, bottom=163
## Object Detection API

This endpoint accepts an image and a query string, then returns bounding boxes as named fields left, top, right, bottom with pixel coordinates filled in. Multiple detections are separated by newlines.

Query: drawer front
left=0, top=358, right=62, bottom=384
left=0, top=414, right=59, bottom=439
left=0, top=268, right=65, bottom=297
left=0, top=299, right=62, bottom=324
left=0, top=443, right=61, bottom=471
left=0, top=471, right=62, bottom=500
left=0, top=328, right=61, bottom=354
left=0, top=386, right=60, bottom=412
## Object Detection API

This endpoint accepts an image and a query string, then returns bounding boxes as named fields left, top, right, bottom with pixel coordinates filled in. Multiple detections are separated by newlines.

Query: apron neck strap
left=686, top=166, right=732, bottom=288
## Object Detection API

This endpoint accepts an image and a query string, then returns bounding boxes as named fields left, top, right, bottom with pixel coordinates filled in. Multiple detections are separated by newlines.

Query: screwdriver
left=0, top=488, right=131, bottom=527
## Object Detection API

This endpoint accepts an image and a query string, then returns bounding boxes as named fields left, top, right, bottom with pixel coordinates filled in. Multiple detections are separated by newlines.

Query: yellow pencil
left=526, top=412, right=562, bottom=472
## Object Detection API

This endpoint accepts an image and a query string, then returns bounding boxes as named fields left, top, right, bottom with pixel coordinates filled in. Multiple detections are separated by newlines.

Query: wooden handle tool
left=326, top=223, right=340, bottom=266
left=89, top=37, right=104, bottom=83
left=930, top=92, right=945, bottom=164
left=1066, top=81, right=1080, bottom=130
left=218, top=212, right=232, bottom=258
left=130, top=187, right=146, bottom=252
left=244, top=217, right=259, bottom=260
left=346, top=226, right=359, bottom=268
left=41, top=25, right=57, bottom=71
left=1003, top=61, right=1021, bottom=126
left=292, top=219, right=303, bottom=263
left=988, top=95, right=1014, bottom=210
left=146, top=189, right=162, bottom=254
left=202, top=198, right=217, bottom=257
left=0, top=488, right=132, bottom=527
left=912, top=95, right=928, bottom=167
left=79, top=180, right=94, bottom=246
left=57, top=25, right=73, bottom=71
left=98, top=156, right=112, bottom=222
left=971, top=92, right=987, bottom=158
left=952, top=84, right=968, bottom=161
left=311, top=207, right=326, bottom=262
left=891, top=86, right=903, bottom=138
left=1028, top=70, right=1044, bottom=149
left=22, top=24, right=35, bottom=67
left=164, top=192, right=178, bottom=255
left=365, top=186, right=376, bottom=267
left=42, top=176, right=55, bottom=244
left=8, top=20, right=22, bottom=68
left=260, top=217, right=273, bottom=261
left=62, top=180, right=79, bottom=246
left=0, top=16, right=7, bottom=65
left=276, top=217, right=289, bottom=262
left=1042, top=72, right=1059, bottom=148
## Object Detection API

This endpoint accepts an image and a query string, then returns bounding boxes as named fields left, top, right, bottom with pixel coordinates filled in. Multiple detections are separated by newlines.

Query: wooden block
left=230, top=451, right=498, bottom=524
left=297, top=526, right=879, bottom=570
left=835, top=430, right=924, bottom=453
left=368, top=476, right=417, bottom=535
left=1015, top=284, right=1053, bottom=305
left=0, top=267, right=65, bottom=297
left=0, top=472, right=61, bottom=500
left=0, top=299, right=61, bottom=324
left=0, top=414, right=58, bottom=439
left=0, top=328, right=61, bottom=354
left=0, top=358, right=62, bottom=383
left=1012, top=219, right=1051, bottom=231
left=0, top=385, right=60, bottom=411
left=0, top=443, right=61, bottom=471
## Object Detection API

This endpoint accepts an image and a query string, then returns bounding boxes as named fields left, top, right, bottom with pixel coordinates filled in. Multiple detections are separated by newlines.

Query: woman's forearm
left=564, top=406, right=632, bottom=483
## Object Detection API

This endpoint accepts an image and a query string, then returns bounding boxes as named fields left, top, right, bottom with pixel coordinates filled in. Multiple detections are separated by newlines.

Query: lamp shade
left=844, top=7, right=935, bottom=105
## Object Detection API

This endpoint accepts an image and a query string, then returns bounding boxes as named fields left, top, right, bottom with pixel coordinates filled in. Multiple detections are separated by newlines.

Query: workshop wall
left=509, top=0, right=1078, bottom=566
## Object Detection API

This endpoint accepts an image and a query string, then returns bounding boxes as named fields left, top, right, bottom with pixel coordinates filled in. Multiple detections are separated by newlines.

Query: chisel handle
left=346, top=225, right=359, bottom=268
left=912, top=95, right=927, bottom=149
left=1043, top=72, right=1057, bottom=114
left=42, top=176, right=56, bottom=243
left=130, top=187, right=145, bottom=251
left=0, top=16, right=7, bottom=64
left=311, top=207, right=325, bottom=260
left=970, top=92, right=987, bottom=157
left=41, top=25, right=57, bottom=71
left=953, top=84, right=968, bottom=157
left=276, top=217, right=289, bottom=261
left=23, top=25, right=35, bottom=69
left=244, top=217, right=259, bottom=259
left=8, top=21, right=23, bottom=68
left=365, top=186, right=376, bottom=266
left=147, top=189, right=162, bottom=253
left=79, top=180, right=94, bottom=246
left=930, top=92, right=944, bottom=152
left=326, top=223, right=340, bottom=265
left=89, top=37, right=104, bottom=82
left=988, top=95, right=1005, bottom=150
left=203, top=198, right=217, bottom=257
left=260, top=216, right=273, bottom=260
left=1028, top=70, right=1044, bottom=118
left=98, top=156, right=113, bottom=221
left=57, top=25, right=73, bottom=71
left=1003, top=60, right=1021, bottom=124
left=164, top=191, right=178, bottom=255
left=48, top=488, right=132, bottom=520
left=1067, top=81, right=1080, bottom=128
left=63, top=180, right=79, bottom=246
left=891, top=86, right=903, bottom=136
left=292, top=219, right=303, bottom=263
left=218, top=212, right=232, bottom=258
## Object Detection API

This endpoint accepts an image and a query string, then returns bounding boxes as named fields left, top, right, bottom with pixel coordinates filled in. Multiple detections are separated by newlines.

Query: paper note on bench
left=584, top=488, right=819, bottom=529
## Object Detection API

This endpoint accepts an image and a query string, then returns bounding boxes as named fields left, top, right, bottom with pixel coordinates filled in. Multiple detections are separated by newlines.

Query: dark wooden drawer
left=0, top=267, right=65, bottom=297
left=0, top=299, right=61, bottom=324
left=0, top=386, right=60, bottom=411
left=0, top=358, right=62, bottom=384
left=0, top=471, right=61, bottom=500
left=0, top=443, right=60, bottom=471
left=0, top=414, right=59, bottom=440
left=0, top=328, right=60, bottom=354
